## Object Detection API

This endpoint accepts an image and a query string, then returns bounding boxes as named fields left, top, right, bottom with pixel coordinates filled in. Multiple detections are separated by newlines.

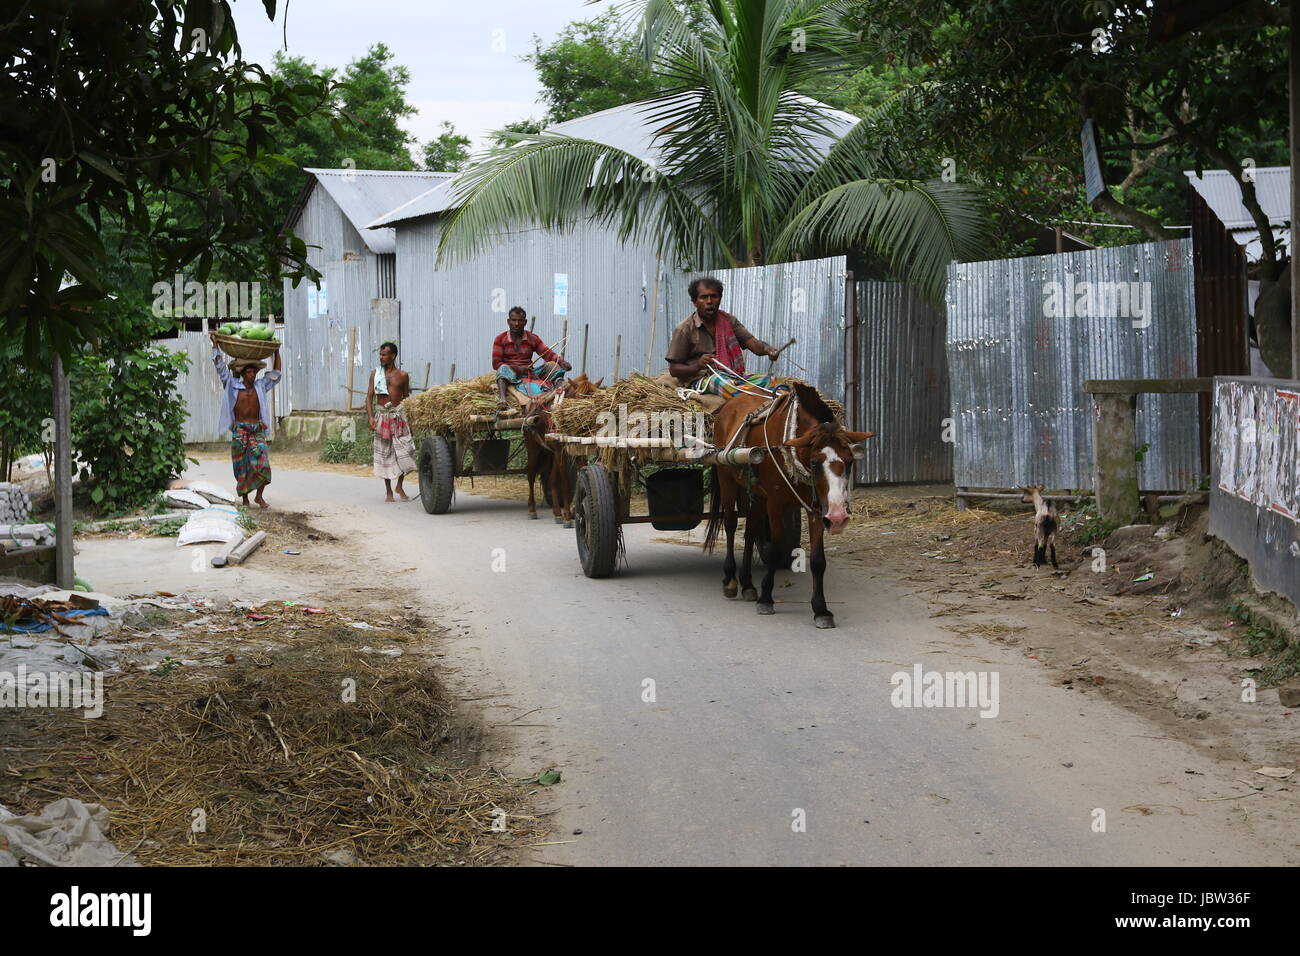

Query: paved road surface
left=81, top=462, right=1300, bottom=866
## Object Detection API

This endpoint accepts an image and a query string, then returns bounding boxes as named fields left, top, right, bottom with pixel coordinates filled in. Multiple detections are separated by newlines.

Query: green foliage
left=155, top=657, right=184, bottom=677
left=1060, top=498, right=1119, bottom=547
left=321, top=434, right=373, bottom=466
left=148, top=516, right=187, bottom=537
left=70, top=304, right=193, bottom=514
left=1227, top=600, right=1300, bottom=686
left=0, top=1, right=335, bottom=360
left=1135, top=442, right=1151, bottom=464
left=838, top=0, right=1288, bottom=255
left=524, top=11, right=661, bottom=125
left=422, top=122, right=472, bottom=173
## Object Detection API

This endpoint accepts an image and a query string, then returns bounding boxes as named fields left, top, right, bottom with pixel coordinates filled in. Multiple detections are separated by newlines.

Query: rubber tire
left=758, top=507, right=800, bottom=570
left=419, top=435, right=455, bottom=515
left=574, top=463, right=618, bottom=578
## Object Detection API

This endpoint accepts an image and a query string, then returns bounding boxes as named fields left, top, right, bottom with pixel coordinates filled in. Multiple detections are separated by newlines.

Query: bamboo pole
left=346, top=327, right=357, bottom=410
left=560, top=320, right=568, bottom=361
left=614, top=335, right=622, bottom=380
left=645, top=254, right=661, bottom=375
left=449, top=363, right=456, bottom=383
left=581, top=323, right=589, bottom=375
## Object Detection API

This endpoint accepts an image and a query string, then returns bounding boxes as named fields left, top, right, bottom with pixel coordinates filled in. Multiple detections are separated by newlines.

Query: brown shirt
left=665, top=312, right=753, bottom=375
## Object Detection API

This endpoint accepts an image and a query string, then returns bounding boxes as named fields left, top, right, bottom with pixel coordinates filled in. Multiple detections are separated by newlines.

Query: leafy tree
left=422, top=122, right=473, bottom=173
left=440, top=0, right=987, bottom=297
left=524, top=10, right=661, bottom=124
left=841, top=0, right=1291, bottom=369
left=0, top=0, right=334, bottom=360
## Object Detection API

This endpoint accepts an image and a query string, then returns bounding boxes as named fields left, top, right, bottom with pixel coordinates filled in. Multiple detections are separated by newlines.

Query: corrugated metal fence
left=395, top=219, right=667, bottom=389
left=946, top=240, right=1201, bottom=491
left=855, top=281, right=950, bottom=483
left=1210, top=376, right=1300, bottom=608
left=669, top=258, right=848, bottom=404
left=162, top=329, right=289, bottom=443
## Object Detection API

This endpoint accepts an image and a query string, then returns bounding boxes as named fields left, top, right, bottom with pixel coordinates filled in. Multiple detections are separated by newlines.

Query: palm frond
left=770, top=178, right=989, bottom=298
left=435, top=132, right=736, bottom=270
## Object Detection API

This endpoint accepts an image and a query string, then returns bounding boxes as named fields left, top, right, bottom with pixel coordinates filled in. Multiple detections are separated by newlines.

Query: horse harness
left=720, top=387, right=824, bottom=516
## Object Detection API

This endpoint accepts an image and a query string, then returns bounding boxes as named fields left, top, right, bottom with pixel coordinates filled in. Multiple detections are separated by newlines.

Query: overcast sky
left=232, top=0, right=615, bottom=151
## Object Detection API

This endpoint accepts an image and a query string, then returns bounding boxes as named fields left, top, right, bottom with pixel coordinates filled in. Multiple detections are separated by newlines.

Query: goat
left=1019, top=485, right=1058, bottom=569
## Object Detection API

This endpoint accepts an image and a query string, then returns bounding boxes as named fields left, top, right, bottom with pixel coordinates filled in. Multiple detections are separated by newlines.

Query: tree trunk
left=1255, top=267, right=1293, bottom=378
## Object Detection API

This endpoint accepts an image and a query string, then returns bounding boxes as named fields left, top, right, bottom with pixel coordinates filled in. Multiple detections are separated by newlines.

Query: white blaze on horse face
left=821, top=446, right=851, bottom=533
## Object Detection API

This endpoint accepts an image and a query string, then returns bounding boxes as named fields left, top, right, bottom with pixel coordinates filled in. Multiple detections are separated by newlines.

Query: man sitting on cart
left=666, top=277, right=780, bottom=399
left=492, top=306, right=571, bottom=412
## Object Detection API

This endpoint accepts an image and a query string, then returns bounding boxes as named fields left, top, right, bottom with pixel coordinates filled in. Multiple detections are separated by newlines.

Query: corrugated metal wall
left=1210, top=376, right=1300, bottom=608
left=163, top=330, right=289, bottom=443
left=946, top=240, right=1201, bottom=491
left=855, top=282, right=951, bottom=483
left=668, top=258, right=848, bottom=406
left=395, top=219, right=667, bottom=388
left=282, top=186, right=387, bottom=413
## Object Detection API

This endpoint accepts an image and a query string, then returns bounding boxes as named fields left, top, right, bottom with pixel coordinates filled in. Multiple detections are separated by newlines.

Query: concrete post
left=1091, top=392, right=1140, bottom=525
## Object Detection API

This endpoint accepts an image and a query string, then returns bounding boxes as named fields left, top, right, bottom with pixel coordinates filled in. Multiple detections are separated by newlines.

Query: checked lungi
left=687, top=369, right=774, bottom=400
left=230, top=421, right=272, bottom=496
left=373, top=405, right=418, bottom=480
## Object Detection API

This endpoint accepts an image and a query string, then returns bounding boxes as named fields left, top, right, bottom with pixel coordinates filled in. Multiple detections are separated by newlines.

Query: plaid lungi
left=230, top=422, right=271, bottom=496
left=373, top=405, right=417, bottom=479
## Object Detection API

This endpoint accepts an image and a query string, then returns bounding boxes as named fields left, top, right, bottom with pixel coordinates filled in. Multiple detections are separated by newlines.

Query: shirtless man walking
left=367, top=341, right=417, bottom=502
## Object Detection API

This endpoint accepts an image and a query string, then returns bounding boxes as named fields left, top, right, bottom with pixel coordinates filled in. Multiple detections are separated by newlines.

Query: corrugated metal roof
left=366, top=94, right=860, bottom=229
left=1184, top=167, right=1290, bottom=262
left=297, top=168, right=453, bottom=254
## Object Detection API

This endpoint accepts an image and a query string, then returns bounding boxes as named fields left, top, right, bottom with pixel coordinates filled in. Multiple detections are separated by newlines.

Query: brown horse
left=704, top=382, right=874, bottom=628
left=522, top=373, right=601, bottom=524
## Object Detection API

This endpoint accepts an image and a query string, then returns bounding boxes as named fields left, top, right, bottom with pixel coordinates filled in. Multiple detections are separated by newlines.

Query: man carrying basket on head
left=666, top=277, right=780, bottom=399
left=210, top=331, right=281, bottom=509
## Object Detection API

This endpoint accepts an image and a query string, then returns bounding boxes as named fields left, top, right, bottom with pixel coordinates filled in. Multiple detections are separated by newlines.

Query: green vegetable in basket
left=217, top=323, right=236, bottom=336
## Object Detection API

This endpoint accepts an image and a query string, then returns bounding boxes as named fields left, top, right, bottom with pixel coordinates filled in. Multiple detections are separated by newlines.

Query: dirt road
left=78, top=461, right=1300, bottom=866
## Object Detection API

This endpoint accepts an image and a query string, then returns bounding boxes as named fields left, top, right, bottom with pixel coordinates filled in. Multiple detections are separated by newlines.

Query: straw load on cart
left=403, top=373, right=498, bottom=433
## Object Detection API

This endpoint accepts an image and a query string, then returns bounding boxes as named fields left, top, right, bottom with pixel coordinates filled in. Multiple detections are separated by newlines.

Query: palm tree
left=437, top=0, right=987, bottom=297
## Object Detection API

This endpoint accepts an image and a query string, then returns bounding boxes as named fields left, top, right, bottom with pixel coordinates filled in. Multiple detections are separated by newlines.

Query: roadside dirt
left=1, top=504, right=551, bottom=866
left=828, top=487, right=1300, bottom=780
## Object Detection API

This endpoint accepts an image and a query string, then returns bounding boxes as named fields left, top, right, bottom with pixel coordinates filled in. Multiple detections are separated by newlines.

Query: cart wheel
left=574, top=463, right=618, bottom=578
left=758, top=507, right=801, bottom=569
left=419, top=435, right=455, bottom=514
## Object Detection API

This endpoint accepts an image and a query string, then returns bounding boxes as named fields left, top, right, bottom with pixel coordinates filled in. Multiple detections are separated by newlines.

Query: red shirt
left=493, top=330, right=559, bottom=372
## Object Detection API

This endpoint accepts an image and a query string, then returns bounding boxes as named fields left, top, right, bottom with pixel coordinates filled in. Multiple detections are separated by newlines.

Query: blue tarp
left=1, top=608, right=109, bottom=634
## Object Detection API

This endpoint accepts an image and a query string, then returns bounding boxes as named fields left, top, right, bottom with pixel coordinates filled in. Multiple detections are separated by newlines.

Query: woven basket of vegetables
left=214, top=321, right=281, bottom=360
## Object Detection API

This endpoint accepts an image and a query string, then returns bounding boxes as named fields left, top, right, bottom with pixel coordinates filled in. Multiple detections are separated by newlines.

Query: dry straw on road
left=1, top=603, right=545, bottom=866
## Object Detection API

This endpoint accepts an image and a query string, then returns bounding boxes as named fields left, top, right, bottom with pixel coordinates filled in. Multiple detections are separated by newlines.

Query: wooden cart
left=545, top=432, right=801, bottom=578
left=417, top=412, right=548, bottom=515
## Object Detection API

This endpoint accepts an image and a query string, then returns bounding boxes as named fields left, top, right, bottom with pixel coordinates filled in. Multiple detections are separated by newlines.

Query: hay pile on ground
left=551, top=373, right=704, bottom=438
left=404, top=373, right=497, bottom=432
left=0, top=602, right=546, bottom=866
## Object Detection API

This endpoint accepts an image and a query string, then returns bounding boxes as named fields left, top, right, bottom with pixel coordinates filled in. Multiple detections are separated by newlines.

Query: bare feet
left=396, top=487, right=410, bottom=501
left=384, top=494, right=395, bottom=502
left=254, top=493, right=268, bottom=509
